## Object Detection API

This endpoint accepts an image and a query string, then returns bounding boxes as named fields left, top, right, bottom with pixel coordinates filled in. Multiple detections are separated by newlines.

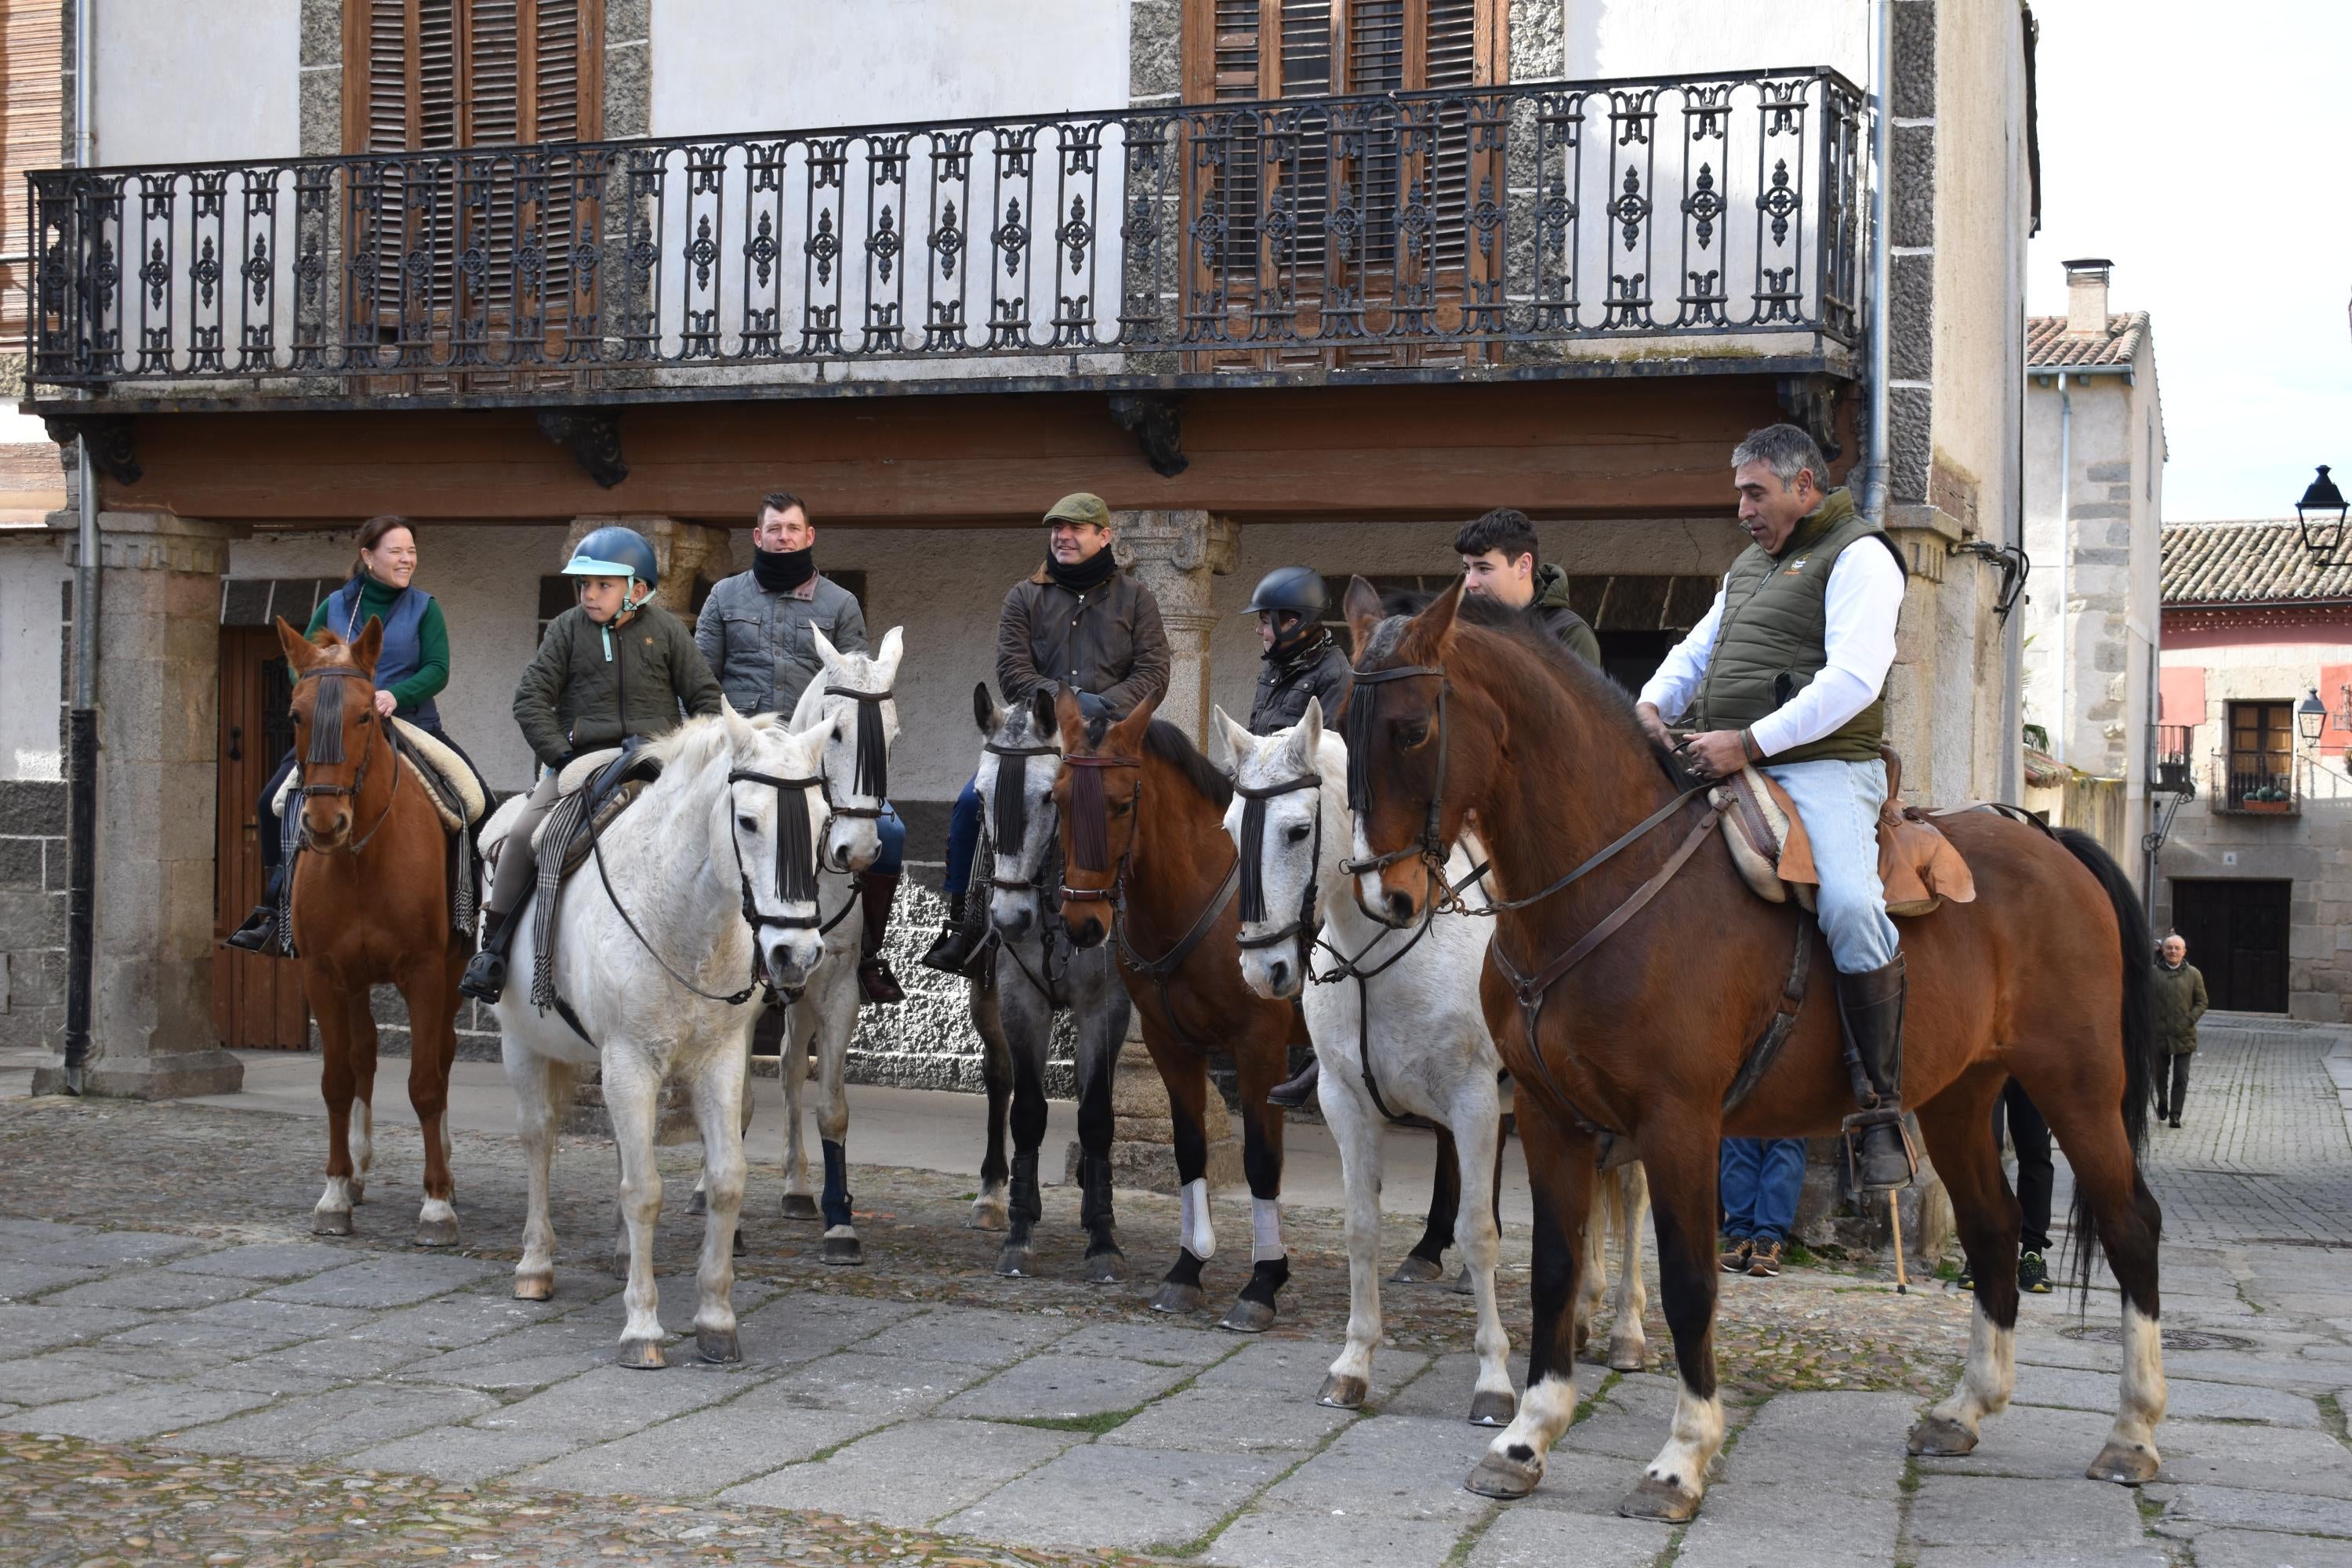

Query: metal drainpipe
left=2053, top=371, right=2071, bottom=767
left=62, top=0, right=98, bottom=1095
left=1864, top=0, right=1893, bottom=524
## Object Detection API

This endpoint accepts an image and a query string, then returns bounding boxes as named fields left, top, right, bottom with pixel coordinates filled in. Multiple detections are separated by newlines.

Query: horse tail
left=2050, top=824, right=2157, bottom=1305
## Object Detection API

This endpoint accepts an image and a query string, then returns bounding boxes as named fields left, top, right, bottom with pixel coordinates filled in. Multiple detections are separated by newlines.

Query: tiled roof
left=2026, top=311, right=2149, bottom=368
left=2161, top=520, right=2352, bottom=605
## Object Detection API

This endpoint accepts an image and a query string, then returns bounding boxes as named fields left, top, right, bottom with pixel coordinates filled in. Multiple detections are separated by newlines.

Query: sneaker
left=2018, top=1250, right=2052, bottom=1294
left=1955, top=1256, right=1975, bottom=1291
left=1746, top=1239, right=1784, bottom=1277
left=1718, top=1235, right=1753, bottom=1273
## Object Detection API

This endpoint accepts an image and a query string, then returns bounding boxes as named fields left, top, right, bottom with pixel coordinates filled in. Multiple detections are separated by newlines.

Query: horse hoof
left=1469, top=1389, right=1517, bottom=1427
left=1607, top=1338, right=1648, bottom=1374
left=1084, top=1250, right=1129, bottom=1285
left=1907, top=1414, right=1979, bottom=1457
left=312, top=1209, right=353, bottom=1237
left=1618, top=1474, right=1702, bottom=1523
left=995, top=1245, right=1032, bottom=1279
left=781, top=1193, right=822, bottom=1222
left=2085, top=1441, right=2161, bottom=1485
left=696, top=1327, right=742, bottom=1364
left=413, top=1215, right=461, bottom=1249
left=1317, top=1374, right=1367, bottom=1410
left=688, top=1189, right=709, bottom=1218
left=1219, top=1298, right=1277, bottom=1334
left=619, top=1337, right=667, bottom=1370
left=1464, top=1448, right=1544, bottom=1500
left=1150, top=1283, right=1207, bottom=1316
left=514, top=1271, right=554, bottom=1302
left=1389, top=1254, right=1446, bottom=1285
left=822, top=1235, right=863, bottom=1267
left=348, top=1181, right=366, bottom=1206
left=1446, top=1266, right=1474, bottom=1296
left=970, top=1196, right=1010, bottom=1232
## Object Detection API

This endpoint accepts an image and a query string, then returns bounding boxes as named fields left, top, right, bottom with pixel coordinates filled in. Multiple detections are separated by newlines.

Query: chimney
left=2064, top=257, right=2113, bottom=337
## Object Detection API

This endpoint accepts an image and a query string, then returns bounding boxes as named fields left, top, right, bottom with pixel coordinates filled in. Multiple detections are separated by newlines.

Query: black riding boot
left=1836, top=954, right=1913, bottom=1192
left=226, top=861, right=292, bottom=954
left=857, top=872, right=906, bottom=1004
left=920, top=891, right=986, bottom=975
left=1268, top=1054, right=1321, bottom=1109
left=459, top=909, right=519, bottom=1004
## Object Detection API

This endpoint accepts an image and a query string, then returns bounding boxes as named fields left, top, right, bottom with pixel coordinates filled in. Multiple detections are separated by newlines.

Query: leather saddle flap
left=1879, top=811, right=1976, bottom=917
left=1711, top=768, right=1818, bottom=908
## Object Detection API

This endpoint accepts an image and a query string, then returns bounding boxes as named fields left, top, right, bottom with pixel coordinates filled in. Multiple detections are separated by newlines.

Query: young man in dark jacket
left=1455, top=507, right=1602, bottom=666
left=921, top=493, right=1172, bottom=973
left=461, top=526, right=724, bottom=1002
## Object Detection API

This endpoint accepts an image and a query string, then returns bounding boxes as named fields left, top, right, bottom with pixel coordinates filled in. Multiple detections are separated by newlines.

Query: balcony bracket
left=1774, top=373, right=1843, bottom=463
left=538, top=408, right=629, bottom=489
left=1108, top=394, right=1189, bottom=479
left=43, top=416, right=141, bottom=485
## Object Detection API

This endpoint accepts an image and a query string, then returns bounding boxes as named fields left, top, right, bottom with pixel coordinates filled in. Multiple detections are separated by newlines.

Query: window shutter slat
left=466, top=0, right=523, bottom=145
left=366, top=0, right=412, bottom=151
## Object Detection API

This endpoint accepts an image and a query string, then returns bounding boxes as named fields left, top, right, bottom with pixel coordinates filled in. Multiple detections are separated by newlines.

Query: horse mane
left=641, top=710, right=743, bottom=777
left=1082, top=713, right=1233, bottom=810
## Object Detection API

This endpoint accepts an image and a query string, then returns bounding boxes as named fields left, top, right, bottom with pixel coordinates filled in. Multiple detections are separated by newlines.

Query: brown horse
left=275, top=617, right=468, bottom=1246
left=1052, top=688, right=1304, bottom=1331
left=1338, top=578, right=2163, bottom=1519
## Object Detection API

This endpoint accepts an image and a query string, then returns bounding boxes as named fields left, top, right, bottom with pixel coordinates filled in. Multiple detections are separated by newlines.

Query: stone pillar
left=1111, top=510, right=1238, bottom=740
left=1069, top=1019, right=1247, bottom=1194
left=561, top=515, right=735, bottom=617
left=33, top=512, right=245, bottom=1098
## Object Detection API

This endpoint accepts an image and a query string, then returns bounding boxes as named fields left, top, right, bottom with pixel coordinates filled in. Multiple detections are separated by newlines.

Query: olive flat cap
left=1044, top=492, right=1111, bottom=528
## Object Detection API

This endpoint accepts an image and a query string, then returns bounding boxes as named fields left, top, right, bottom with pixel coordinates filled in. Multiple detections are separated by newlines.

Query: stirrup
left=224, top=907, right=279, bottom=954
left=1842, top=1108, right=1916, bottom=1193
left=920, top=921, right=985, bottom=976
left=459, top=949, right=506, bottom=1004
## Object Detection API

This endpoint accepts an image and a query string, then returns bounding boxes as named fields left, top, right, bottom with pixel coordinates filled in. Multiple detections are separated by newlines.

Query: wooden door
left=2168, top=877, right=2291, bottom=1015
left=213, top=626, right=311, bottom=1048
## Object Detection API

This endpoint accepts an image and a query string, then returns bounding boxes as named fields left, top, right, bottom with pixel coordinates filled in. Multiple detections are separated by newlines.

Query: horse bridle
left=292, top=664, right=404, bottom=855
left=1231, top=769, right=1323, bottom=982
left=816, top=684, right=894, bottom=822
left=982, top=740, right=1062, bottom=896
left=1055, top=753, right=1143, bottom=906
left=1338, top=662, right=1453, bottom=893
left=977, top=738, right=1074, bottom=1005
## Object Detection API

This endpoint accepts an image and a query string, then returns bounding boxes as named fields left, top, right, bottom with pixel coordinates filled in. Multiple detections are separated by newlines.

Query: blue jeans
left=876, top=802, right=905, bottom=876
left=1761, top=756, right=1900, bottom=974
left=942, top=777, right=982, bottom=898
left=1721, top=1138, right=1807, bottom=1246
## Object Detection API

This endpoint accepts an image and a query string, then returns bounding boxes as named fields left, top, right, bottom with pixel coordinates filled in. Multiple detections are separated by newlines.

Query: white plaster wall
left=94, top=0, right=301, bottom=165
left=0, top=532, right=69, bottom=781
left=1568, top=0, right=1866, bottom=80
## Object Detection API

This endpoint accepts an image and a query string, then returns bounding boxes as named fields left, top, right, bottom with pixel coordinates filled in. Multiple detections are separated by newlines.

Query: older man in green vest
left=1635, top=423, right=1914, bottom=1192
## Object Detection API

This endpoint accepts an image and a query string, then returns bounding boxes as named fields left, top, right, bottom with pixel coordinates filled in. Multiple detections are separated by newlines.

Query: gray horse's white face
left=728, top=712, right=831, bottom=990
left=1217, top=700, right=1332, bottom=1001
left=975, top=689, right=1064, bottom=940
left=798, top=627, right=905, bottom=875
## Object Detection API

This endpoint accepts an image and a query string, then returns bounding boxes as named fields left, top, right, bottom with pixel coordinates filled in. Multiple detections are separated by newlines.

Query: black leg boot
left=920, top=891, right=986, bottom=975
left=226, top=859, right=292, bottom=954
left=1835, top=954, right=1914, bottom=1193
left=459, top=909, right=519, bottom=1003
left=1267, top=1054, right=1321, bottom=1109
left=856, top=872, right=906, bottom=1004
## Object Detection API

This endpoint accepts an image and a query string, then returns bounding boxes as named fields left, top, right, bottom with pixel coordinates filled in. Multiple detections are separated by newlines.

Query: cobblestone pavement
left=0, top=1020, right=2348, bottom=1566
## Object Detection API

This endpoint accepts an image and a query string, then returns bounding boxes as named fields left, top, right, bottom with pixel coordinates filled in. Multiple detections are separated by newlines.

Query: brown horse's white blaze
left=1338, top=576, right=2166, bottom=1517
left=273, top=616, right=467, bottom=1248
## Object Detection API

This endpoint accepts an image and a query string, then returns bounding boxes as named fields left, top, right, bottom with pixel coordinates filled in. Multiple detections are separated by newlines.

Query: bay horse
left=274, top=616, right=466, bottom=1247
left=968, top=684, right=1135, bottom=1280
left=1053, top=689, right=1301, bottom=1331
left=1340, top=577, right=2162, bottom=1519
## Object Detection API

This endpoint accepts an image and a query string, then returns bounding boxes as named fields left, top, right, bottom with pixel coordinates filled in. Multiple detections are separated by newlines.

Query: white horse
left=1218, top=699, right=1651, bottom=1426
left=488, top=706, right=833, bottom=1369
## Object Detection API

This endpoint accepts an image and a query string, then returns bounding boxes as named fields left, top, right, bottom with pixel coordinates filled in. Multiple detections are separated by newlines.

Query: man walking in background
left=2154, top=932, right=2210, bottom=1129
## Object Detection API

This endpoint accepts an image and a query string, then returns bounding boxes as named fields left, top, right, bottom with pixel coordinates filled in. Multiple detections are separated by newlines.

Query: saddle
left=478, top=744, right=665, bottom=883
left=270, top=716, right=485, bottom=836
left=1711, top=747, right=1976, bottom=918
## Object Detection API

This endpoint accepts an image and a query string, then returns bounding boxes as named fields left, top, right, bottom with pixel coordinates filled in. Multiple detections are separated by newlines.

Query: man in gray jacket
left=696, top=491, right=903, bottom=1004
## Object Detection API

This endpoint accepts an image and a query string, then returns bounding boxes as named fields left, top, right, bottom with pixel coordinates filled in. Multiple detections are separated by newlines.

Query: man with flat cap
left=921, top=493, right=1173, bottom=972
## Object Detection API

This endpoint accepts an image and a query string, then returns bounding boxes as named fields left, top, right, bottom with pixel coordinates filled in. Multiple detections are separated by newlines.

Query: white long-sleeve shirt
left=1637, top=539, right=1904, bottom=759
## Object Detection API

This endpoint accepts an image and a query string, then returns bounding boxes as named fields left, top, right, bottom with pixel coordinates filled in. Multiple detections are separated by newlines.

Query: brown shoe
left=1267, top=1056, right=1321, bottom=1109
left=1719, top=1235, right=1752, bottom=1273
left=1746, top=1239, right=1784, bottom=1277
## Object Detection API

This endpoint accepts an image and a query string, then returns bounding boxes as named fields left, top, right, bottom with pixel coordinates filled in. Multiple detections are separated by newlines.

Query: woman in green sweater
left=227, top=515, right=473, bottom=952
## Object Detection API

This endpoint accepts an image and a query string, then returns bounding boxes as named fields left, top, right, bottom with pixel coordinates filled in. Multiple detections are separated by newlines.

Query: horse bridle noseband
left=292, top=664, right=405, bottom=855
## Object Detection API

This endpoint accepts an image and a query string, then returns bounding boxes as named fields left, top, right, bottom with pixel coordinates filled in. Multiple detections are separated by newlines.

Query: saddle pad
left=390, top=717, right=485, bottom=825
left=557, top=747, right=624, bottom=796
left=1711, top=767, right=1818, bottom=907
left=543, top=777, right=651, bottom=878
left=274, top=754, right=466, bottom=837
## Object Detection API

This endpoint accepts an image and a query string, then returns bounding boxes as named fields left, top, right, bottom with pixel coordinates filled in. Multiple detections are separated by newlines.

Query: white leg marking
left=419, top=1197, right=456, bottom=1225
left=1642, top=1382, right=1726, bottom=1498
left=1486, top=1370, right=1579, bottom=1474
left=1181, top=1177, right=1216, bottom=1261
left=1929, top=1300, right=2016, bottom=1434
left=2110, top=1300, right=2168, bottom=1455
left=315, top=1174, right=354, bottom=1215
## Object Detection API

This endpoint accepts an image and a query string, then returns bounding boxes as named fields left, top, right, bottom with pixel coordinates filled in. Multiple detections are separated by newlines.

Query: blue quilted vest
left=323, top=577, right=440, bottom=728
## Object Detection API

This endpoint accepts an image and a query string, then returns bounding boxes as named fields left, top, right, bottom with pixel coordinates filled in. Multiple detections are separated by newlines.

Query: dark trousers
left=943, top=777, right=982, bottom=898
left=2158, top=1053, right=2191, bottom=1121
left=1995, top=1079, right=2053, bottom=1254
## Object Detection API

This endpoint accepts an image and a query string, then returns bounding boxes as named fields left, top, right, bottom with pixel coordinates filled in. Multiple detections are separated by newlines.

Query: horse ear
left=1106, top=690, right=1159, bottom=753
left=971, top=681, right=1001, bottom=735
left=1210, top=705, right=1254, bottom=776
left=1033, top=685, right=1062, bottom=743
left=1343, top=575, right=1384, bottom=659
left=274, top=615, right=315, bottom=670
left=810, top=626, right=841, bottom=670
left=722, top=696, right=757, bottom=754
left=1052, top=684, right=1088, bottom=751
left=1294, top=695, right=1324, bottom=762
left=875, top=626, right=904, bottom=683
left=1402, top=577, right=1464, bottom=662
left=350, top=615, right=385, bottom=675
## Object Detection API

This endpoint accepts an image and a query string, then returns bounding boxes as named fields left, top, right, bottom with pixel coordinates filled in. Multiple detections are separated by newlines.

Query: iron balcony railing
left=24, top=68, right=1862, bottom=398
left=2154, top=724, right=2194, bottom=797
left=2213, top=754, right=2299, bottom=816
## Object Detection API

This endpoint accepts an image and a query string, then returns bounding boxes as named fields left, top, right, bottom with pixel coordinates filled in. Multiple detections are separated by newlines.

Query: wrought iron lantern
left=2296, top=466, right=2349, bottom=564
left=2300, top=688, right=2329, bottom=746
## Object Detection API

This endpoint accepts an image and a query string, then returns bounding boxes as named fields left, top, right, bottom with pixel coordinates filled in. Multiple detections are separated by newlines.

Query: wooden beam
left=105, top=376, right=1842, bottom=527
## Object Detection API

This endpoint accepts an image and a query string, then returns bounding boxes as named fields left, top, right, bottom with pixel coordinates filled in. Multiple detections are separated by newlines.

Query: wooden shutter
left=1, top=0, right=65, bottom=339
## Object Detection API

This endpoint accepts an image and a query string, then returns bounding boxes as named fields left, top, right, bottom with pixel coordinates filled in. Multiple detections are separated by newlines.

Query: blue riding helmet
left=563, top=526, right=660, bottom=594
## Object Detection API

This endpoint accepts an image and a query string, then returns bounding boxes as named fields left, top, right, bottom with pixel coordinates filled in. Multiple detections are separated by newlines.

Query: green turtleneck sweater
left=300, top=573, right=451, bottom=712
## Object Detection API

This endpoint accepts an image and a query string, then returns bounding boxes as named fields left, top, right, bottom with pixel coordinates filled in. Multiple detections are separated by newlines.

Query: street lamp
left=2300, top=688, right=2328, bottom=746
left=2296, top=466, right=2349, bottom=564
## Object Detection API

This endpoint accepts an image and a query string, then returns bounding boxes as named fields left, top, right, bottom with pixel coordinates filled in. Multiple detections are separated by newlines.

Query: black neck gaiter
left=1047, top=549, right=1118, bottom=594
left=753, top=546, right=815, bottom=594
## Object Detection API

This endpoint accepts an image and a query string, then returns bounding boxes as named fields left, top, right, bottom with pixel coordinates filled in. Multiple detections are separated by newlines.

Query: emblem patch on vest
left=1782, top=558, right=1809, bottom=575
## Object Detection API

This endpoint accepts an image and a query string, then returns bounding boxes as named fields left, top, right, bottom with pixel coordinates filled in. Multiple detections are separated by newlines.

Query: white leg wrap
left=1181, top=1178, right=1216, bottom=1260
left=1250, top=1196, right=1285, bottom=1263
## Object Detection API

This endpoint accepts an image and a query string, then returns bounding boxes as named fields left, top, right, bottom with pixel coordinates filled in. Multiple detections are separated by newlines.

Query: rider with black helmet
left=1246, top=566, right=1351, bottom=738
left=459, top=525, right=724, bottom=1003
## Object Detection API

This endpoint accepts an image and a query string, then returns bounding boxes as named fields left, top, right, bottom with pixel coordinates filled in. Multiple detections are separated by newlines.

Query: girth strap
left=1721, top=916, right=1812, bottom=1116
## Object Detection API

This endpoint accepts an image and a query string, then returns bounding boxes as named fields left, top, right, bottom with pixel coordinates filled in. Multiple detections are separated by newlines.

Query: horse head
left=1216, top=698, right=1335, bottom=1000
left=798, top=626, right=904, bottom=874
left=972, top=682, right=1064, bottom=940
left=1051, top=686, right=1157, bottom=950
left=274, top=613, right=386, bottom=852
left=725, top=705, right=832, bottom=992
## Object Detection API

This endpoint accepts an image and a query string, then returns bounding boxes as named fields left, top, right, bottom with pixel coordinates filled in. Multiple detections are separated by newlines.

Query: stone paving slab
left=942, top=1441, right=1289, bottom=1552
left=2190, top=1529, right=2352, bottom=1566
left=345, top=1288, right=575, bottom=1349
left=0, top=1261, right=96, bottom=1300
left=0, top=1302, right=147, bottom=1356
left=170, top=1381, right=499, bottom=1458
left=0, top=1347, right=149, bottom=1406
left=1703, top=1388, right=1916, bottom=1498
left=340, top=1420, right=587, bottom=1486
left=1908, top=1548, right=2169, bottom=1568
left=764, top=1349, right=989, bottom=1417
left=5, top=1228, right=209, bottom=1269
left=221, top=1332, right=443, bottom=1390
left=1056, top=1317, right=1245, bottom=1366
left=718, top=1416, right=1082, bottom=1527
left=478, top=1363, right=749, bottom=1445
left=1457, top=1505, right=1668, bottom=1568
left=942, top=1352, right=1192, bottom=1421
left=262, top=1252, right=500, bottom=1308
left=16, top=1382, right=278, bottom=1443
left=162, top=1240, right=361, bottom=1281
left=1906, top=1475, right=2150, bottom=1550
left=2013, top=1363, right=2323, bottom=1426
left=44, top=1264, right=262, bottom=1312
left=1101, top=1386, right=1358, bottom=1454
left=2151, top=1483, right=2352, bottom=1540
left=732, top=1291, right=924, bottom=1361
left=857, top=1304, right=1077, bottom=1367
left=1204, top=1505, right=1472, bottom=1568
left=118, top=1294, right=367, bottom=1352
left=1257, top=1413, right=1496, bottom=1522
left=509, top=1396, right=876, bottom=1497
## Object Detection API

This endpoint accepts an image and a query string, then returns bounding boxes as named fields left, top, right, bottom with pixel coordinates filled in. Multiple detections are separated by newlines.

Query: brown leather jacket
left=996, top=562, right=1171, bottom=720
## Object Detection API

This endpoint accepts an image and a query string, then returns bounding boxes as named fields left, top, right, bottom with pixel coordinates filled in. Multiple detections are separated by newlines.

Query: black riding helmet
left=1247, top=566, right=1327, bottom=653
